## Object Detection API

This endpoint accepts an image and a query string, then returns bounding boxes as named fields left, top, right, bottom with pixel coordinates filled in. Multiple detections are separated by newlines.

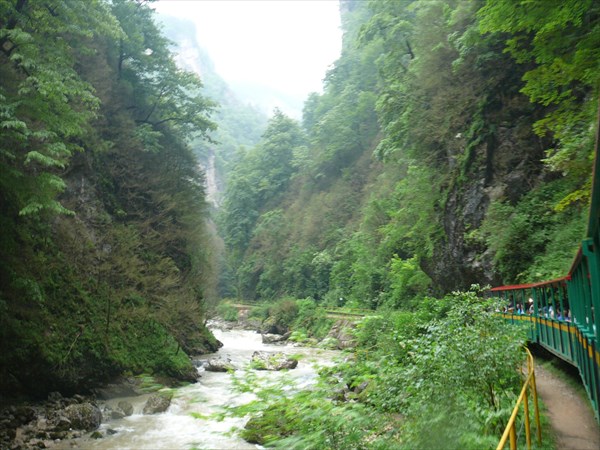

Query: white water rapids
left=57, top=326, right=340, bottom=449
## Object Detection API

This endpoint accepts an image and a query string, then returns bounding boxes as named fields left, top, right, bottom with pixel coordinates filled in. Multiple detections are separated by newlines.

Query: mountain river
left=57, top=325, right=341, bottom=449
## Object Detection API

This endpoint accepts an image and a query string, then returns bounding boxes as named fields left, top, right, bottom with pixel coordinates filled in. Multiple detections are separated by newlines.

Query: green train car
left=490, top=274, right=599, bottom=422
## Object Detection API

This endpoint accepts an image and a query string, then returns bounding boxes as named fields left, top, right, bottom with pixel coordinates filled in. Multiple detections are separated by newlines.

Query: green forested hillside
left=220, top=0, right=599, bottom=307
left=1, top=0, right=598, bottom=405
left=0, top=0, right=220, bottom=398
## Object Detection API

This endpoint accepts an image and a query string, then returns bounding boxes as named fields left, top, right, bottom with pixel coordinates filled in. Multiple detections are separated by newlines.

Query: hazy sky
left=154, top=0, right=342, bottom=116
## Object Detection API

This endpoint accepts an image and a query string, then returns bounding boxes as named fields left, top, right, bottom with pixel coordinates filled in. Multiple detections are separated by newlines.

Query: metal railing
left=497, top=347, right=542, bottom=450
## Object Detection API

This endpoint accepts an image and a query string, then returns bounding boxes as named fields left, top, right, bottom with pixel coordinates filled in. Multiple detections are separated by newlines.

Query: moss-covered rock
left=60, top=403, right=102, bottom=431
left=250, top=352, right=298, bottom=371
left=241, top=402, right=295, bottom=445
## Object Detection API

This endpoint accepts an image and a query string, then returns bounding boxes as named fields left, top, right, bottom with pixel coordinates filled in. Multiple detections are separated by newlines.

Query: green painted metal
left=492, top=285, right=599, bottom=423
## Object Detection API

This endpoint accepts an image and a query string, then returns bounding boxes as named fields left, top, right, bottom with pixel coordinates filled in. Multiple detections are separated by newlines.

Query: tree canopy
left=0, top=0, right=219, bottom=398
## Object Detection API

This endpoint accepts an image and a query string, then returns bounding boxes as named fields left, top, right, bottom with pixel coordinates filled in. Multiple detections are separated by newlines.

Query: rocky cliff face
left=422, top=99, right=548, bottom=292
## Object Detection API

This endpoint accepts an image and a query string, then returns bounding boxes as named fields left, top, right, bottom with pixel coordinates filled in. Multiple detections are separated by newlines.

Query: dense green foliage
left=215, top=301, right=239, bottom=322
left=219, top=0, right=598, bottom=307
left=1, top=3, right=597, bottom=436
left=237, top=297, right=333, bottom=343
left=0, top=0, right=220, bottom=398
left=234, top=290, right=526, bottom=449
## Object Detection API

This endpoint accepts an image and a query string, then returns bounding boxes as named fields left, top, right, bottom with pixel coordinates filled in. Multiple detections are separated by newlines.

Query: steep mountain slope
left=219, top=0, right=597, bottom=306
left=158, top=15, right=269, bottom=207
left=0, top=0, right=220, bottom=399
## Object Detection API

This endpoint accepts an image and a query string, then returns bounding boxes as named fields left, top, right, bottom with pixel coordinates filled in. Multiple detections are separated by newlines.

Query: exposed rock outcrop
left=421, top=104, right=547, bottom=293
left=326, top=320, right=356, bottom=350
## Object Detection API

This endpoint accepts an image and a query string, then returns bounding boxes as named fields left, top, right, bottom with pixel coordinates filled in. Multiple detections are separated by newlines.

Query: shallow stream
left=58, top=325, right=340, bottom=449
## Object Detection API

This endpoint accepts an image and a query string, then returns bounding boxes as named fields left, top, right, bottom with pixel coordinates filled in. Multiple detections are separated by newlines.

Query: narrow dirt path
left=534, top=364, right=600, bottom=449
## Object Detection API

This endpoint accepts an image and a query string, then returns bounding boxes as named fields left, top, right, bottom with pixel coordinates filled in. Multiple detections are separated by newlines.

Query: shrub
left=216, top=302, right=239, bottom=322
left=268, top=298, right=299, bottom=329
left=237, top=288, right=527, bottom=449
left=248, top=303, right=271, bottom=320
left=292, top=298, right=333, bottom=340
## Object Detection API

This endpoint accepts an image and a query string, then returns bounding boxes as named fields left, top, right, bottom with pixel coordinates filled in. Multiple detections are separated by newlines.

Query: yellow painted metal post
left=509, top=423, right=517, bottom=450
left=497, top=347, right=543, bottom=450
left=523, top=389, right=531, bottom=449
left=531, top=369, right=542, bottom=445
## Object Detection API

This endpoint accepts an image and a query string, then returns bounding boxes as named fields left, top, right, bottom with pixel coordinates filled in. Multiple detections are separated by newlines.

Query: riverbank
left=0, top=375, right=187, bottom=450
left=0, top=322, right=341, bottom=449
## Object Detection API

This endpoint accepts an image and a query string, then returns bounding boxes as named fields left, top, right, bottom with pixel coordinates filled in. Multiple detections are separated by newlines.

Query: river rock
left=117, top=400, right=133, bottom=416
left=93, top=377, right=139, bottom=399
left=261, top=332, right=291, bottom=344
left=176, top=364, right=201, bottom=383
left=53, top=415, right=72, bottom=431
left=142, top=392, right=173, bottom=415
left=5, top=406, right=36, bottom=428
left=205, top=357, right=236, bottom=372
left=1, top=397, right=97, bottom=449
left=250, top=351, right=298, bottom=371
left=260, top=317, right=289, bottom=335
left=61, top=403, right=102, bottom=431
left=110, top=409, right=125, bottom=420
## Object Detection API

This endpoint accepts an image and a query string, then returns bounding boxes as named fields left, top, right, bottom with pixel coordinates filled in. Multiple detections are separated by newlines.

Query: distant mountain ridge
left=158, top=15, right=300, bottom=118
left=157, top=15, right=268, bottom=207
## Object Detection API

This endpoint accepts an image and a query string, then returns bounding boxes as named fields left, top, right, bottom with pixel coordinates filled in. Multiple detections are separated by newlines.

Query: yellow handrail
left=497, top=347, right=542, bottom=450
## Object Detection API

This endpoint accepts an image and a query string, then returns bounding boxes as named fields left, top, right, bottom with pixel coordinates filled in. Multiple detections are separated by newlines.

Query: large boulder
left=117, top=400, right=133, bottom=417
left=205, top=358, right=236, bottom=372
left=142, top=392, right=173, bottom=415
left=250, top=352, right=298, bottom=371
left=260, top=317, right=289, bottom=335
left=106, top=400, right=132, bottom=420
left=61, top=403, right=102, bottom=431
left=261, top=332, right=291, bottom=344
